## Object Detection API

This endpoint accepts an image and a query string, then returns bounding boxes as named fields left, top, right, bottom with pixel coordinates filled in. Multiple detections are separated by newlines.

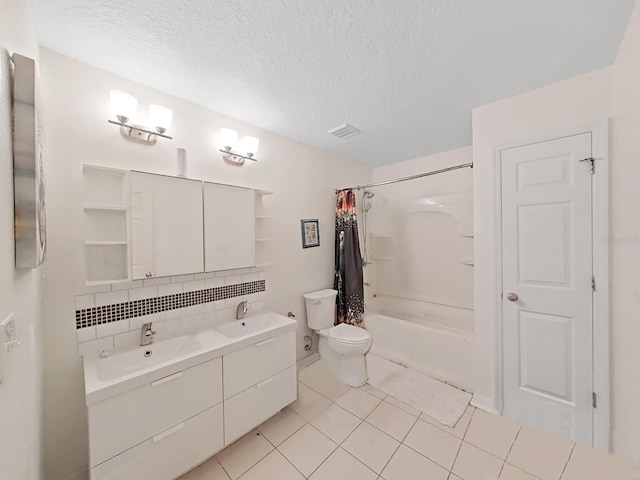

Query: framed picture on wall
left=301, top=219, right=320, bottom=248
left=12, top=53, right=47, bottom=268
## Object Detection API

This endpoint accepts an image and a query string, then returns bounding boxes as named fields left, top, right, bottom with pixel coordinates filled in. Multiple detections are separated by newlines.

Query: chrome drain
left=144, top=349, right=152, bottom=357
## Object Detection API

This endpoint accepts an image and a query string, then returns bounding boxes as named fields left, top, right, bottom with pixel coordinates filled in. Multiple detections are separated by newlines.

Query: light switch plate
left=0, top=313, right=16, bottom=385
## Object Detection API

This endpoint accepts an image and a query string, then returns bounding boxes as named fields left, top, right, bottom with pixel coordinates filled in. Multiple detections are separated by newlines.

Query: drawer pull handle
left=256, top=338, right=274, bottom=348
left=152, top=423, right=184, bottom=443
left=257, top=377, right=275, bottom=389
left=151, top=371, right=183, bottom=387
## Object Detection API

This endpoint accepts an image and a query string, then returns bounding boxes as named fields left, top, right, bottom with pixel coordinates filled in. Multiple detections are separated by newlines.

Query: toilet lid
left=329, top=323, right=370, bottom=344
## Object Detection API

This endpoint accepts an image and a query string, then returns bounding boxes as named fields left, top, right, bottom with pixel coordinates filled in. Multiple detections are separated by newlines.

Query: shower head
left=363, top=190, right=376, bottom=199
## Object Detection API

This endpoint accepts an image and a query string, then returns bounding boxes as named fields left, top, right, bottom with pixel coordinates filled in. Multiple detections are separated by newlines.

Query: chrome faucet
left=235, top=301, right=248, bottom=320
left=140, top=322, right=156, bottom=346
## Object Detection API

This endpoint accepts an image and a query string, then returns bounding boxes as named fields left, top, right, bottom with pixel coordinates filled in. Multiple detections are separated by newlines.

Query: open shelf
left=82, top=165, right=131, bottom=285
left=255, top=216, right=272, bottom=220
left=460, top=258, right=475, bottom=266
left=255, top=238, right=273, bottom=242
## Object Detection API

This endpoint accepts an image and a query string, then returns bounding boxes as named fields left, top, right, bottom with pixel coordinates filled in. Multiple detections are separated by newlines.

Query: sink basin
left=216, top=312, right=295, bottom=339
left=95, top=331, right=214, bottom=382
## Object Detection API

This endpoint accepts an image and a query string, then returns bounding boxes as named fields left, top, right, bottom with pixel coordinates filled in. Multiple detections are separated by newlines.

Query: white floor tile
left=381, top=444, right=449, bottom=480
left=361, top=383, right=387, bottom=399
left=500, top=463, right=540, bottom=480
left=238, top=450, right=304, bottom=480
left=310, top=404, right=362, bottom=444
left=180, top=456, right=230, bottom=480
left=258, top=408, right=306, bottom=446
left=404, top=418, right=462, bottom=470
left=278, top=424, right=337, bottom=477
left=506, top=427, right=573, bottom=480
left=464, top=410, right=520, bottom=460
left=309, top=448, right=378, bottom=480
left=298, top=361, right=351, bottom=401
left=342, top=421, right=400, bottom=474
left=422, top=411, right=472, bottom=439
left=289, top=383, right=332, bottom=421
left=216, top=430, right=273, bottom=479
left=452, top=442, right=503, bottom=480
left=366, top=400, right=417, bottom=441
left=336, top=388, right=383, bottom=419
left=561, top=443, right=640, bottom=480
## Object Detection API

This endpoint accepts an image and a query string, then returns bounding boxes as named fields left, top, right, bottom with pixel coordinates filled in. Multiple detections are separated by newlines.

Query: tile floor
left=181, top=361, right=640, bottom=480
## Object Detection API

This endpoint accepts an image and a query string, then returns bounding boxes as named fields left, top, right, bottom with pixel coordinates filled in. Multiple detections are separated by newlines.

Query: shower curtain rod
left=335, top=162, right=473, bottom=194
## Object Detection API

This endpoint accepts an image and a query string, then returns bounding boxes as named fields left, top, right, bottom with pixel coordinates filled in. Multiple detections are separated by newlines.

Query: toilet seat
left=328, top=323, right=371, bottom=345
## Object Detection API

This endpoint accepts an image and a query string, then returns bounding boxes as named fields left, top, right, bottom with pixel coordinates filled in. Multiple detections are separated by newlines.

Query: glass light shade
left=220, top=128, right=238, bottom=150
left=148, top=104, right=173, bottom=133
left=110, top=90, right=137, bottom=123
left=243, top=136, right=260, bottom=157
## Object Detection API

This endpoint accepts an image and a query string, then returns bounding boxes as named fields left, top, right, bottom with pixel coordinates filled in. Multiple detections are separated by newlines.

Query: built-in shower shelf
left=84, top=240, right=128, bottom=246
left=460, top=258, right=475, bottom=266
left=459, top=233, right=474, bottom=238
left=373, top=256, right=393, bottom=260
left=256, top=238, right=273, bottom=242
left=255, top=216, right=272, bottom=220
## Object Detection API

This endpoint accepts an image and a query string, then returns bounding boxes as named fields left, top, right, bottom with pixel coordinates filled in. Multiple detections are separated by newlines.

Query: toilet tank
left=303, top=289, right=338, bottom=330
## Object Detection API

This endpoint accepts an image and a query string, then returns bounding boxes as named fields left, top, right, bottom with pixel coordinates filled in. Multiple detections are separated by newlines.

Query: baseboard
left=471, top=394, right=499, bottom=414
left=297, top=352, right=319, bottom=370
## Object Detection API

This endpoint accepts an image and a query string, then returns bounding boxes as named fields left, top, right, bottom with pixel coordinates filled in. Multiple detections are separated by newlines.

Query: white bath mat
left=366, top=354, right=471, bottom=427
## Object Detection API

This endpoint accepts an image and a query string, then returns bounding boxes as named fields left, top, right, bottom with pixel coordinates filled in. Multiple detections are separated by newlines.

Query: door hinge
left=592, top=276, right=596, bottom=292
left=580, top=157, right=595, bottom=174
left=593, top=391, right=597, bottom=409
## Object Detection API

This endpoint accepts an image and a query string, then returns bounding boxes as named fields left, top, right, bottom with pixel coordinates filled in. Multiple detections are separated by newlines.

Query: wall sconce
left=219, top=128, right=260, bottom=166
left=108, top=90, right=173, bottom=145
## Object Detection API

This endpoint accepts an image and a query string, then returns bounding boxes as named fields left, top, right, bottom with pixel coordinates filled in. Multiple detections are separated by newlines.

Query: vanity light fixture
left=108, top=90, right=173, bottom=145
left=219, top=128, right=260, bottom=166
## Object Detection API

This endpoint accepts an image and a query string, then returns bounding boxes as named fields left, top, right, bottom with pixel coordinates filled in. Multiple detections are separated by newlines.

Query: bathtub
left=365, top=310, right=474, bottom=392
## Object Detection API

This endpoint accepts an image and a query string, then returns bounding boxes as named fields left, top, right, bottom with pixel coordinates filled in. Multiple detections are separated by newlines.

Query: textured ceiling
left=33, top=1, right=634, bottom=167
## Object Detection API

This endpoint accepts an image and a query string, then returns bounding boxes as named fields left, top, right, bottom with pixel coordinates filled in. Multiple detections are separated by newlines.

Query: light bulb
left=220, top=128, right=238, bottom=151
left=242, top=136, right=260, bottom=157
left=149, top=105, right=173, bottom=134
left=109, top=90, right=137, bottom=123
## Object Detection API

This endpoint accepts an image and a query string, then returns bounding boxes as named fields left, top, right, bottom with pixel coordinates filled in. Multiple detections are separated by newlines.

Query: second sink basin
left=216, top=312, right=294, bottom=339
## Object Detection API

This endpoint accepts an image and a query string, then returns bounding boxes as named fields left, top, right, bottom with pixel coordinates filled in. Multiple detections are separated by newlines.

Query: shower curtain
left=334, top=190, right=365, bottom=326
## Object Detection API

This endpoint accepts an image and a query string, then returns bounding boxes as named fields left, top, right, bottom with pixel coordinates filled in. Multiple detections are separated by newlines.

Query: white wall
left=609, top=1, right=640, bottom=461
left=39, top=49, right=370, bottom=480
left=0, top=1, right=45, bottom=480
left=471, top=66, right=613, bottom=414
left=471, top=2, right=640, bottom=457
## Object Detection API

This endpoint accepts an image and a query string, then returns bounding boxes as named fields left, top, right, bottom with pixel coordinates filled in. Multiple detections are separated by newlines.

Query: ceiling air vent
left=328, top=123, right=361, bottom=139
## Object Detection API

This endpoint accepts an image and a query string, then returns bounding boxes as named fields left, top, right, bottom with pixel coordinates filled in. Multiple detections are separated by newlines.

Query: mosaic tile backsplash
left=75, top=280, right=265, bottom=329
left=74, top=269, right=268, bottom=357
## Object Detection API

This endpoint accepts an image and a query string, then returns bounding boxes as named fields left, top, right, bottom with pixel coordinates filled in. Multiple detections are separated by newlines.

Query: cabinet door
left=204, top=183, right=255, bottom=272
left=131, top=172, right=204, bottom=279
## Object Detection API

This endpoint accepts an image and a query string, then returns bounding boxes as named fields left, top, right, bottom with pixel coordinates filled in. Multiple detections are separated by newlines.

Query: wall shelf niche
left=82, top=165, right=131, bottom=284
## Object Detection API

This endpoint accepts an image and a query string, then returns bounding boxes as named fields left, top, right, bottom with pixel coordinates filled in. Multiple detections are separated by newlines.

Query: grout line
left=497, top=425, right=522, bottom=477
left=559, top=443, right=577, bottom=480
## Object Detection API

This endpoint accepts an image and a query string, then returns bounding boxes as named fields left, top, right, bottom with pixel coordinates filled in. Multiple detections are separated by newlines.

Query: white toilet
left=303, top=289, right=372, bottom=386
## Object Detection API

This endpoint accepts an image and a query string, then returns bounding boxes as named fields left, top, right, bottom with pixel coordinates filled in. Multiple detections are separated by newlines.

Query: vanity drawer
left=91, top=402, right=224, bottom=480
left=223, top=330, right=296, bottom=399
left=224, top=365, right=297, bottom=444
left=89, top=356, right=222, bottom=467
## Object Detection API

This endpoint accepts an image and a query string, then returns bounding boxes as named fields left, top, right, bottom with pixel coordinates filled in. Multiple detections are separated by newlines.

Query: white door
left=501, top=133, right=593, bottom=444
left=130, top=172, right=204, bottom=279
left=203, top=182, right=255, bottom=272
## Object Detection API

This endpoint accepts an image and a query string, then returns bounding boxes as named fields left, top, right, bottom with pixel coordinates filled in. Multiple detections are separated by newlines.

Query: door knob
left=506, top=292, right=519, bottom=302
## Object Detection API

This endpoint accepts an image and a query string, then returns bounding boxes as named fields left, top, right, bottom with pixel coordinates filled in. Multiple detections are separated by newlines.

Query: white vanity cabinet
left=89, top=357, right=224, bottom=480
left=87, top=326, right=297, bottom=480
left=223, top=331, right=297, bottom=443
left=130, top=172, right=204, bottom=279
left=204, top=182, right=256, bottom=272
